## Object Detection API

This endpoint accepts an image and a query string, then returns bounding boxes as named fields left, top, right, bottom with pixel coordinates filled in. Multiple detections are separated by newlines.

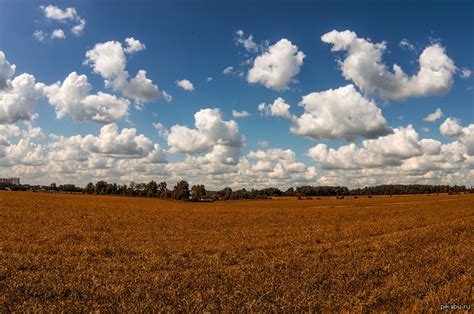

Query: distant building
left=0, top=177, right=20, bottom=185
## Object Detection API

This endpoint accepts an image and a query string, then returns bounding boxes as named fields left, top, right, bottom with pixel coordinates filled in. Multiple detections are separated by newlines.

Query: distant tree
left=285, top=187, right=295, bottom=196
left=117, top=184, right=127, bottom=195
left=191, top=184, right=206, bottom=199
left=127, top=181, right=136, bottom=196
left=135, top=183, right=147, bottom=196
left=108, top=183, right=118, bottom=194
left=220, top=187, right=232, bottom=200
left=173, top=180, right=190, bottom=200
left=231, top=188, right=249, bottom=200
left=145, top=180, right=158, bottom=197
left=158, top=181, right=167, bottom=198
left=60, top=184, right=76, bottom=192
left=95, top=181, right=107, bottom=195
left=50, top=182, right=57, bottom=191
left=84, top=182, right=95, bottom=194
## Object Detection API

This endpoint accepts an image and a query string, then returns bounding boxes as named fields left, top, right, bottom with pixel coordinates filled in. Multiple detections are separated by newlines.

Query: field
left=0, top=191, right=473, bottom=312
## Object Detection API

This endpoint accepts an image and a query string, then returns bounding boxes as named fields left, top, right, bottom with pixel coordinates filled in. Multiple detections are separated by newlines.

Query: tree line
left=1, top=181, right=471, bottom=200
left=82, top=181, right=471, bottom=200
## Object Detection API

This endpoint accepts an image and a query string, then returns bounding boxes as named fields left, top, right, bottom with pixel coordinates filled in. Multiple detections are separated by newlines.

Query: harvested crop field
left=0, top=191, right=473, bottom=312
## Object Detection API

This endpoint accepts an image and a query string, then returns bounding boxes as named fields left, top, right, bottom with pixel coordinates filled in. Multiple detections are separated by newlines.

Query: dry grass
left=0, top=191, right=473, bottom=312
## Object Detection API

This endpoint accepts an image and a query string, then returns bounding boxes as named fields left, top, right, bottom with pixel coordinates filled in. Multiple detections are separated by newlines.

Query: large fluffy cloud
left=0, top=51, right=16, bottom=90
left=167, top=108, right=244, bottom=165
left=322, top=30, right=457, bottom=100
left=1, top=139, right=46, bottom=167
left=308, top=125, right=423, bottom=169
left=247, top=39, right=305, bottom=91
left=440, top=118, right=474, bottom=155
left=0, top=73, right=45, bottom=125
left=439, top=117, right=463, bottom=137
left=44, top=72, right=129, bottom=124
left=290, top=84, right=391, bottom=140
left=85, top=39, right=160, bottom=108
left=121, top=70, right=160, bottom=104
left=308, top=124, right=473, bottom=184
left=1, top=123, right=168, bottom=184
left=0, top=52, right=45, bottom=124
left=85, top=40, right=126, bottom=79
left=82, top=123, right=154, bottom=157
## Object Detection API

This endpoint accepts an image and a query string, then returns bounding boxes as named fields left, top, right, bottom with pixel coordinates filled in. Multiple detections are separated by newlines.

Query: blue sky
left=0, top=0, right=472, bottom=188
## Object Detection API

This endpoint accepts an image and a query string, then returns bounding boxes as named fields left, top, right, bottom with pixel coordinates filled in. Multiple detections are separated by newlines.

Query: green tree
left=158, top=181, right=167, bottom=198
left=95, top=181, right=107, bottom=194
left=191, top=184, right=206, bottom=199
left=84, top=182, right=95, bottom=194
left=146, top=180, right=158, bottom=197
left=127, top=181, right=136, bottom=196
left=173, top=180, right=190, bottom=200
left=220, top=187, right=232, bottom=200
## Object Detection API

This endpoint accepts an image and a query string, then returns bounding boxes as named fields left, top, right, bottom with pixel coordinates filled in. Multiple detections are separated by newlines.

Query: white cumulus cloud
left=309, top=125, right=435, bottom=170
left=39, top=5, right=86, bottom=37
left=44, top=72, right=130, bottom=124
left=51, top=29, right=66, bottom=39
left=82, top=123, right=154, bottom=157
left=176, top=79, right=194, bottom=91
left=0, top=74, right=44, bottom=125
left=258, top=97, right=294, bottom=119
left=85, top=39, right=160, bottom=108
left=322, top=30, right=457, bottom=100
left=41, top=5, right=78, bottom=20
left=167, top=108, right=244, bottom=165
left=0, top=51, right=16, bottom=90
left=424, top=108, right=443, bottom=122
left=124, top=37, right=146, bottom=54
left=247, top=38, right=305, bottom=91
left=440, top=117, right=463, bottom=137
left=290, top=84, right=392, bottom=140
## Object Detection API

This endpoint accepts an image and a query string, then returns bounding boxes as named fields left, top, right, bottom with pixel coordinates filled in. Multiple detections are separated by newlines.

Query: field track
left=1, top=191, right=473, bottom=311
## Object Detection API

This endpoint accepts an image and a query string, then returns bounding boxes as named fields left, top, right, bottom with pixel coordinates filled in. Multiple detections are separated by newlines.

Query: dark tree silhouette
left=158, top=181, right=167, bottom=198
left=84, top=182, right=95, bottom=194
left=145, top=180, right=158, bottom=197
left=173, top=180, right=190, bottom=200
left=191, top=184, right=206, bottom=199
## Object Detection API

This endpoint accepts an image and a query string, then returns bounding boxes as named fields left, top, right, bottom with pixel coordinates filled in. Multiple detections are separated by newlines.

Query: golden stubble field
left=0, top=191, right=473, bottom=312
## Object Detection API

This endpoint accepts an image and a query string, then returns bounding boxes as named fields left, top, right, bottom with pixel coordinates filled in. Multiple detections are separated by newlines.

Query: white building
left=0, top=177, right=20, bottom=185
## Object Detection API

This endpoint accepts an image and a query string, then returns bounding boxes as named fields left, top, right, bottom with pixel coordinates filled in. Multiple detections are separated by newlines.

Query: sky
left=0, top=0, right=473, bottom=189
